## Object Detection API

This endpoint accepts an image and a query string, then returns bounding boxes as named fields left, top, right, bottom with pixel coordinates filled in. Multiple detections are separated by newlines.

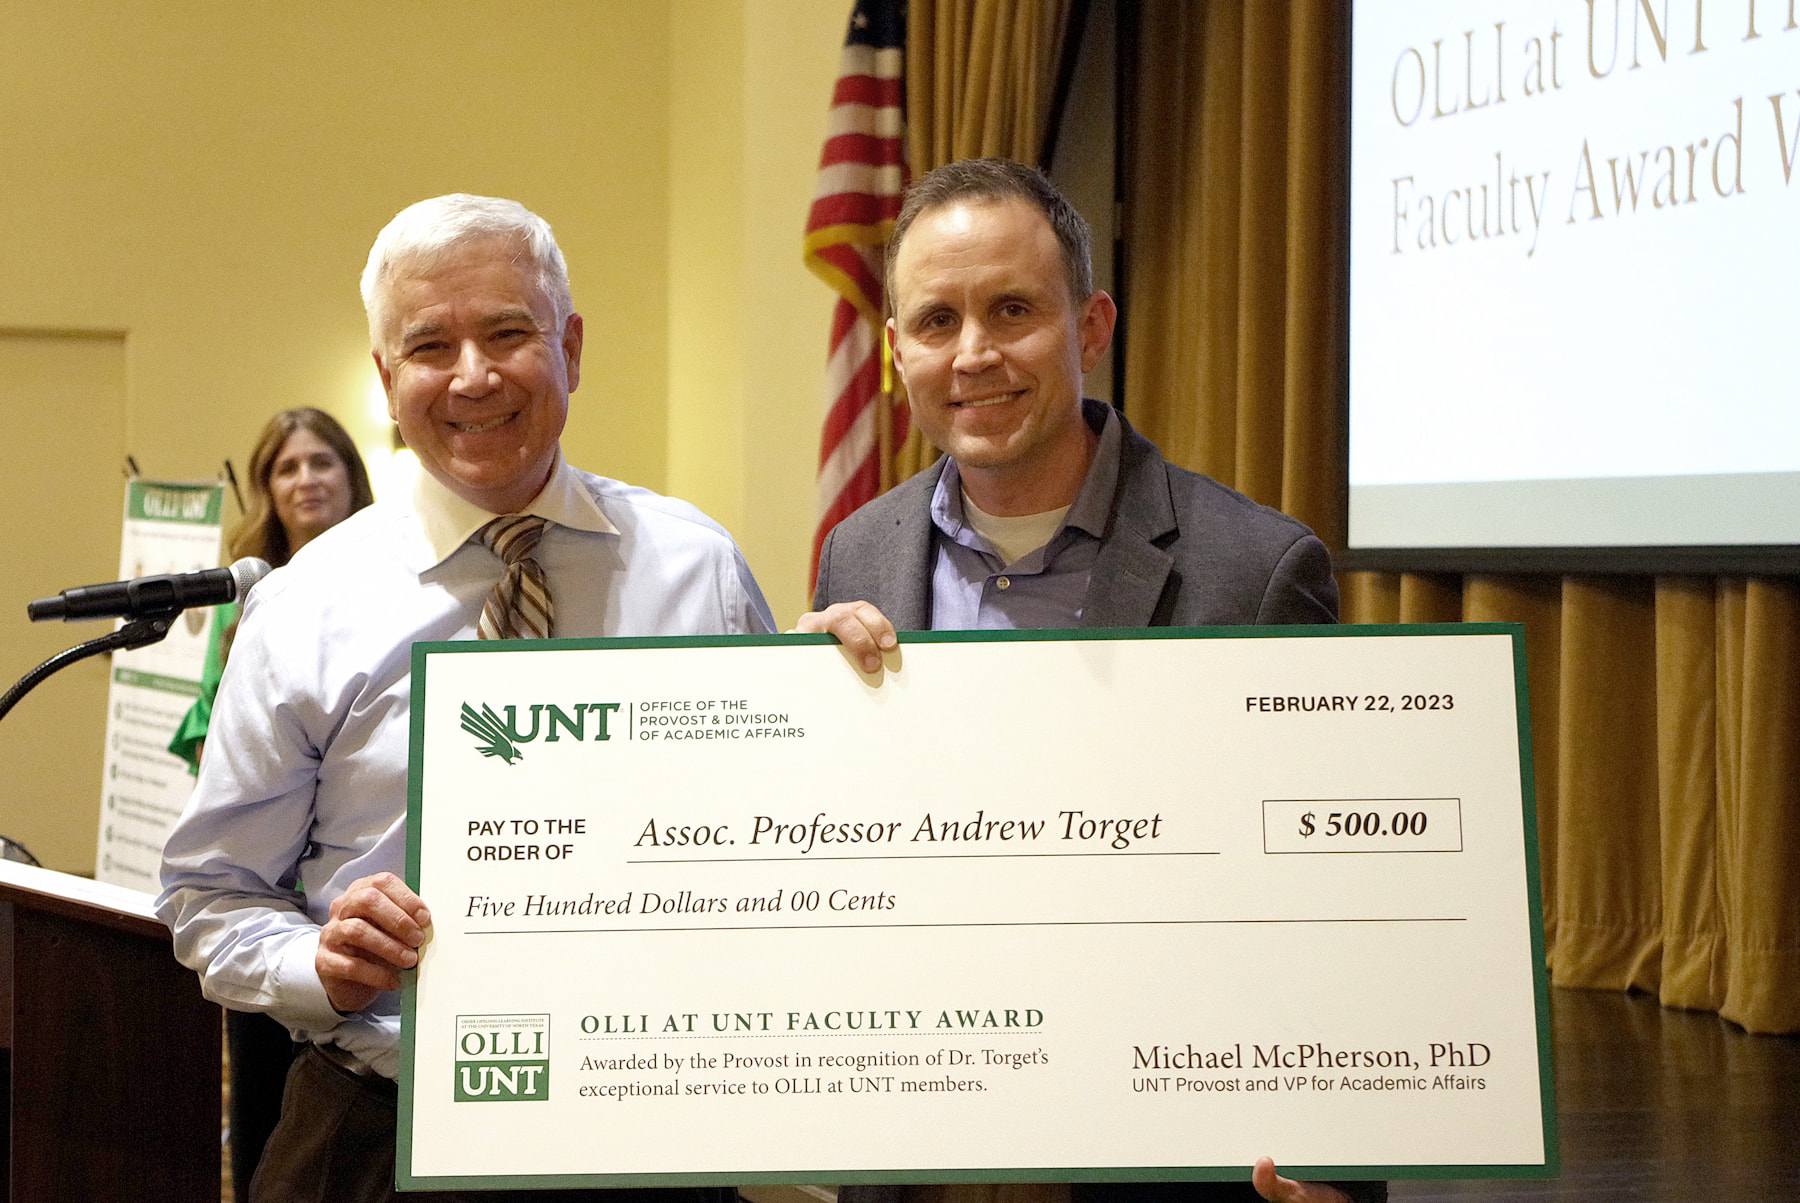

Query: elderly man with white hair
left=159, top=195, right=798, bottom=1202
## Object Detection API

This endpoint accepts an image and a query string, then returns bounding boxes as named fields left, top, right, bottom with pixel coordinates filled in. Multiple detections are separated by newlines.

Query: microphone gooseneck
left=26, top=557, right=273, bottom=623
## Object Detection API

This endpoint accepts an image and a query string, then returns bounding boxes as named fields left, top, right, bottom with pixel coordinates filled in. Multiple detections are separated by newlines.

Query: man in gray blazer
left=800, top=160, right=1374, bottom=1203
left=812, top=392, right=1336, bottom=634
left=806, top=155, right=1335, bottom=653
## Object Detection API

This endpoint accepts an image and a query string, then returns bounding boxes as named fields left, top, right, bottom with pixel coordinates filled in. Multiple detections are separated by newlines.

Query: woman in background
left=170, top=407, right=375, bottom=763
left=169, top=406, right=374, bottom=1200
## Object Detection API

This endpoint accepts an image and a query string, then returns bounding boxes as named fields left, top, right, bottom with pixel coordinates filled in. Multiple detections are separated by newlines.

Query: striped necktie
left=476, top=514, right=553, bottom=640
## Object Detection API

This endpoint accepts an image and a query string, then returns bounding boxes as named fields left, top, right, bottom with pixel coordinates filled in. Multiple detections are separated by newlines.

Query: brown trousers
left=252, top=1044, right=737, bottom=1203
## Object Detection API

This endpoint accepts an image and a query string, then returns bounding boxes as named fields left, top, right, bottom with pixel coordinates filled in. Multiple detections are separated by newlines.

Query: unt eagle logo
left=460, top=702, right=522, bottom=765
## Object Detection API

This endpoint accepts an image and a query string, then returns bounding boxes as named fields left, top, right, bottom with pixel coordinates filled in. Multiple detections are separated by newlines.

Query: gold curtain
left=1124, top=0, right=1800, bottom=1034
left=890, top=0, right=1076, bottom=484
left=907, top=0, right=1074, bottom=167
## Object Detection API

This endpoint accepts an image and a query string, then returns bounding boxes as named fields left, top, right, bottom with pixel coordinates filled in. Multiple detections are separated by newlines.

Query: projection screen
left=1346, top=1, right=1800, bottom=574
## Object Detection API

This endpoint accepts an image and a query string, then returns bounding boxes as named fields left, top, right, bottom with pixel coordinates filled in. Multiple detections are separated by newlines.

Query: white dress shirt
left=158, top=455, right=772, bottom=1077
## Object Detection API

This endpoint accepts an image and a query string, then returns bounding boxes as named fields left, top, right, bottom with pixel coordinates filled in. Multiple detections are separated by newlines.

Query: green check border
left=399, top=622, right=1556, bottom=1190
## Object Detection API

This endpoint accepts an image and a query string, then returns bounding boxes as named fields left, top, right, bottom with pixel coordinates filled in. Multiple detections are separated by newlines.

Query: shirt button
left=996, top=576, right=1011, bottom=590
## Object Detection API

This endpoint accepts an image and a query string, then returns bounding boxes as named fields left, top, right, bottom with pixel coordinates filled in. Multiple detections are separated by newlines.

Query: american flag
left=803, top=0, right=908, bottom=585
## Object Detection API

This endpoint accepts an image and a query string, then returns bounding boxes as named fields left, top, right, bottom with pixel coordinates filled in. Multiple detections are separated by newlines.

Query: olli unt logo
left=460, top=701, right=624, bottom=765
left=455, top=1014, right=551, bottom=1102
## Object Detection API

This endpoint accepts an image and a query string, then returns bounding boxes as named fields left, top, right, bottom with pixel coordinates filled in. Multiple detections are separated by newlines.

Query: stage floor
left=1393, top=984, right=1800, bottom=1199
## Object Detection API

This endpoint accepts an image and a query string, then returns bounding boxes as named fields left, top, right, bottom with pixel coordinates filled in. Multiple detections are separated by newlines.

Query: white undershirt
left=961, top=488, right=1070, bottom=567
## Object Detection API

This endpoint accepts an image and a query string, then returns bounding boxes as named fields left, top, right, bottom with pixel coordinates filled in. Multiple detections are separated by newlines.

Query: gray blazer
left=819, top=406, right=1377, bottom=1203
left=813, top=401, right=1339, bottom=628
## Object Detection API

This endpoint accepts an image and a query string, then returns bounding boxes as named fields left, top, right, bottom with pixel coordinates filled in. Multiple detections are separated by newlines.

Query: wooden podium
left=0, top=859, right=219, bottom=1202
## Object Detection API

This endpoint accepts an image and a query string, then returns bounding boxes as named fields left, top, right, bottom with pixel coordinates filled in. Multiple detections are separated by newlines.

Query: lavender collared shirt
left=928, top=404, right=1123, bottom=631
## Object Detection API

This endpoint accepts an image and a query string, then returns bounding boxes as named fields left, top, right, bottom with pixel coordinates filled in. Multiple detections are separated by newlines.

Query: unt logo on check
left=455, top=1014, right=551, bottom=1102
left=460, top=701, right=624, bottom=765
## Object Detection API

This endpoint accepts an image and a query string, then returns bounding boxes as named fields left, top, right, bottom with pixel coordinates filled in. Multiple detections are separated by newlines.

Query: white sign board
left=95, top=480, right=223, bottom=890
left=400, top=626, right=1555, bottom=1192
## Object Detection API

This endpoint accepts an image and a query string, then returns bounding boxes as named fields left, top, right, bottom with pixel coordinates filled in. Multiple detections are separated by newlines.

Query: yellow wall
left=0, top=1, right=850, bottom=872
left=0, top=334, right=128, bottom=872
left=668, top=0, right=850, bottom=622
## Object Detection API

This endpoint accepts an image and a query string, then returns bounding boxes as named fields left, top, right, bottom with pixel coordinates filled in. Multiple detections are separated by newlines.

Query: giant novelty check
left=399, top=626, right=1555, bottom=1191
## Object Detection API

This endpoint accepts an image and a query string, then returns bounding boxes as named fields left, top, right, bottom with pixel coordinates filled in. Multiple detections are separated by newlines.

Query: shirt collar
left=1064, top=403, right=1122, bottom=539
left=930, top=402, right=1123, bottom=546
left=411, top=448, right=618, bottom=567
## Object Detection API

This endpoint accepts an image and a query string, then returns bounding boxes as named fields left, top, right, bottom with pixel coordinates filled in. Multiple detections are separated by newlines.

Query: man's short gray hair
left=361, top=194, right=573, bottom=350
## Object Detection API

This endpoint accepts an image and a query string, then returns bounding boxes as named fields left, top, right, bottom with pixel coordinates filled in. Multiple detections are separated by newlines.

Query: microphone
left=28, top=557, right=272, bottom=623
